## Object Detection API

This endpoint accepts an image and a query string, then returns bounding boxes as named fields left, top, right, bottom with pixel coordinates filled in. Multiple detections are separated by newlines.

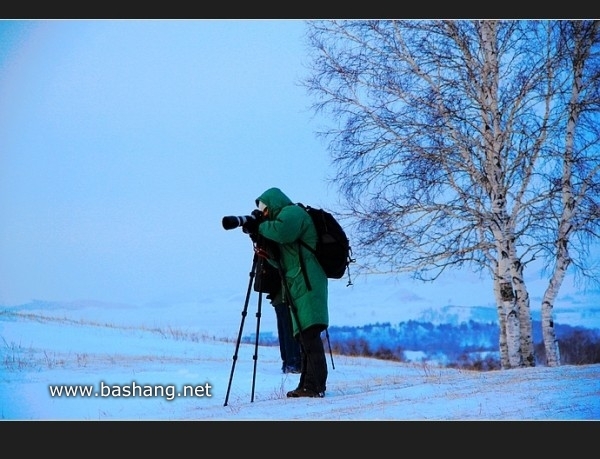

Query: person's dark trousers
left=274, top=302, right=301, bottom=371
left=298, top=325, right=328, bottom=393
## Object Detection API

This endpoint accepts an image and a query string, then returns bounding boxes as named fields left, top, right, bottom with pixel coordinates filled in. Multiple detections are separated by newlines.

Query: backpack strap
left=297, top=203, right=316, bottom=291
left=298, top=240, right=313, bottom=291
left=299, top=239, right=316, bottom=255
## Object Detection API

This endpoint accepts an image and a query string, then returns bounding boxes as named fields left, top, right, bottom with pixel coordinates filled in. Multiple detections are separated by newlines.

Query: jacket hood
left=256, top=187, right=293, bottom=218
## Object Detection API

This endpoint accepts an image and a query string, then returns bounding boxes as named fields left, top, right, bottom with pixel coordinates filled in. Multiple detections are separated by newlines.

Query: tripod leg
left=223, top=252, right=259, bottom=407
left=325, top=328, right=335, bottom=370
left=250, top=293, right=263, bottom=403
left=250, top=266, right=264, bottom=402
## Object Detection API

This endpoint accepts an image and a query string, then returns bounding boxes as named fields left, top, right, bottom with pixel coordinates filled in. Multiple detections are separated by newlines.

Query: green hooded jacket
left=255, top=187, right=329, bottom=336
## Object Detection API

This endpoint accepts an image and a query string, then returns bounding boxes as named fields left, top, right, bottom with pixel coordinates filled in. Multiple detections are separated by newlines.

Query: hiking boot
left=286, top=387, right=325, bottom=398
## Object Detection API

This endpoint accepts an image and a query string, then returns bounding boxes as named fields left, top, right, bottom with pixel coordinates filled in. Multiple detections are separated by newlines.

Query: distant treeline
left=245, top=320, right=600, bottom=370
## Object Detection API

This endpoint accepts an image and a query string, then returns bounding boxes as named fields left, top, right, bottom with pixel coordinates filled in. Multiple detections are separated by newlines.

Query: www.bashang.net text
left=48, top=381, right=213, bottom=402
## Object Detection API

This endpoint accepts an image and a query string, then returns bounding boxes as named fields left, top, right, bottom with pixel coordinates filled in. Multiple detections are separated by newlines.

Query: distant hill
left=415, top=304, right=600, bottom=330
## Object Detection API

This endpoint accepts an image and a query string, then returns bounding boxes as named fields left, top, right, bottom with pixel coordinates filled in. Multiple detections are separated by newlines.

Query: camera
left=222, top=209, right=263, bottom=230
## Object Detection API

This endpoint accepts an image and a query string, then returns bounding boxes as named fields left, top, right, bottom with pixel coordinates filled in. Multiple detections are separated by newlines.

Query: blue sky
left=0, top=20, right=341, bottom=306
left=0, top=19, right=598, bottom=324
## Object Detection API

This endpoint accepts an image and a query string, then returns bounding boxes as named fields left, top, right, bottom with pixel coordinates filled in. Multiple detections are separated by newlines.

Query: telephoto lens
left=222, top=215, right=253, bottom=230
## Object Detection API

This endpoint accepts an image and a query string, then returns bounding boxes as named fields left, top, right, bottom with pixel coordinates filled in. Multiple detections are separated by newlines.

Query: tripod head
left=249, top=232, right=280, bottom=263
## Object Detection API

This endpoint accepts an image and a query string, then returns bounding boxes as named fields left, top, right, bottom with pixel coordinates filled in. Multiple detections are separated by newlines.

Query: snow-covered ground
left=1, top=299, right=598, bottom=421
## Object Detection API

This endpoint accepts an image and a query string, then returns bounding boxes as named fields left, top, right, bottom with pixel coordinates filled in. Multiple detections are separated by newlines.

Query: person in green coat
left=242, top=187, right=329, bottom=398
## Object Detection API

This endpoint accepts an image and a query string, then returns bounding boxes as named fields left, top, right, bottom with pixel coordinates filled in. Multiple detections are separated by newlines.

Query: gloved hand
left=251, top=209, right=263, bottom=220
left=242, top=216, right=260, bottom=235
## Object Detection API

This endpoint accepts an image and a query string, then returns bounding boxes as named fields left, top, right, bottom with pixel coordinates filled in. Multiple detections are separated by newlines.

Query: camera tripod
left=223, top=242, right=268, bottom=407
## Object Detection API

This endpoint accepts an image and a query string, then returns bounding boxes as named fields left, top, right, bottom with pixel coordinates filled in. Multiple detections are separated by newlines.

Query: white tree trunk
left=493, top=272, right=510, bottom=368
left=505, top=306, right=521, bottom=368
left=481, top=21, right=524, bottom=369
left=509, top=247, right=535, bottom=367
left=494, top=243, right=522, bottom=368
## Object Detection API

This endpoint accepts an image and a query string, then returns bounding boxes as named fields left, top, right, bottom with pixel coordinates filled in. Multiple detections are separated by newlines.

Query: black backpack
left=297, top=203, right=354, bottom=285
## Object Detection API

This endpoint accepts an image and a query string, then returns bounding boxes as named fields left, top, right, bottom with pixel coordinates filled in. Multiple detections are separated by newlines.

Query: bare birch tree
left=302, top=19, right=600, bottom=369
left=535, top=21, right=600, bottom=366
